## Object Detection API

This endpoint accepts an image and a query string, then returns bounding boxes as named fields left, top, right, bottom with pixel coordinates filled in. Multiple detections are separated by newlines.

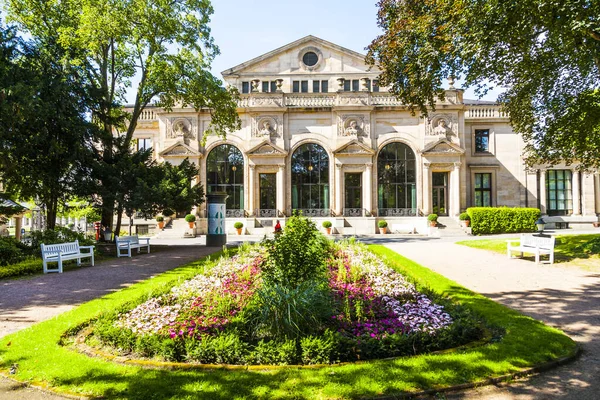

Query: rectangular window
left=293, top=81, right=300, bottom=93
left=475, top=129, right=490, bottom=153
left=313, top=80, right=320, bottom=93
left=137, top=138, right=152, bottom=152
left=262, top=81, right=269, bottom=93
left=474, top=173, right=492, bottom=207
left=301, top=80, right=308, bottom=93
left=343, top=80, right=350, bottom=91
left=321, top=80, right=328, bottom=92
left=372, top=80, right=380, bottom=92
left=352, top=79, right=359, bottom=91
left=270, top=81, right=277, bottom=92
left=241, top=81, right=250, bottom=94
left=546, top=170, right=573, bottom=216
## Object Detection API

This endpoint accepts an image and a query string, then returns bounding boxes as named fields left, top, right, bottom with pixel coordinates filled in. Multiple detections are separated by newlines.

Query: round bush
left=234, top=222, right=244, bottom=229
left=156, top=215, right=164, bottom=222
left=322, top=221, right=332, bottom=228
left=377, top=220, right=388, bottom=228
left=184, top=214, right=196, bottom=223
left=459, top=212, right=470, bottom=221
left=427, top=214, right=438, bottom=221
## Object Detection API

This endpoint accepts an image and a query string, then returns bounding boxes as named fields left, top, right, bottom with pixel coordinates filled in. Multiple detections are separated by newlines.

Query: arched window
left=291, top=143, right=329, bottom=216
left=206, top=144, right=244, bottom=215
left=377, top=142, right=417, bottom=216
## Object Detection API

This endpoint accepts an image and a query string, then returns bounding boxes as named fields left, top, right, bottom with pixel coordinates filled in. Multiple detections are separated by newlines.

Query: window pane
left=270, top=81, right=277, bottom=92
left=352, top=79, right=359, bottom=91
left=301, top=80, right=308, bottom=93
left=313, top=80, right=320, bottom=93
left=242, top=82, right=249, bottom=94
left=344, top=80, right=350, bottom=91
left=293, top=81, right=299, bottom=92
left=372, top=80, right=379, bottom=92
left=482, top=173, right=490, bottom=188
left=475, top=130, right=490, bottom=152
left=377, top=142, right=416, bottom=210
left=321, top=80, right=328, bottom=92
left=262, top=81, right=269, bottom=92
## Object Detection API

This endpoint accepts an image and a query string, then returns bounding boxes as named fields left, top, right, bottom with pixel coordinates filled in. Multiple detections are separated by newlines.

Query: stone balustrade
left=465, top=106, right=507, bottom=119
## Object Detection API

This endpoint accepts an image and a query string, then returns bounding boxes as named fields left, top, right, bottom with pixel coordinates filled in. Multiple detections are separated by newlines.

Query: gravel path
left=384, top=238, right=600, bottom=400
left=0, top=244, right=220, bottom=399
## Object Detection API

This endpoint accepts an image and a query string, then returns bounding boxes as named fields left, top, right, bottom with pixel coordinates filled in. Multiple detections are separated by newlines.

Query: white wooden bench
left=391, top=224, right=416, bottom=234
left=41, top=240, right=95, bottom=274
left=507, top=234, right=555, bottom=264
left=115, top=235, right=150, bottom=258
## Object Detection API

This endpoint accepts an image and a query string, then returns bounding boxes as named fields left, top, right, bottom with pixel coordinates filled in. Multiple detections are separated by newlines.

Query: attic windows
left=298, top=47, right=323, bottom=71
left=302, top=52, right=318, bottom=67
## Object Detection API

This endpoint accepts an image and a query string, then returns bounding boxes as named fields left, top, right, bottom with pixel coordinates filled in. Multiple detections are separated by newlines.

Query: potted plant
left=378, top=220, right=388, bottom=234
left=322, top=220, right=332, bottom=235
left=428, top=214, right=438, bottom=227
left=184, top=214, right=196, bottom=228
left=234, top=221, right=244, bottom=235
left=156, top=215, right=165, bottom=230
left=459, top=212, right=471, bottom=227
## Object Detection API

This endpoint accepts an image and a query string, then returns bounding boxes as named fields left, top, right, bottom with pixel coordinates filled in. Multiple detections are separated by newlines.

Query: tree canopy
left=366, top=0, right=600, bottom=170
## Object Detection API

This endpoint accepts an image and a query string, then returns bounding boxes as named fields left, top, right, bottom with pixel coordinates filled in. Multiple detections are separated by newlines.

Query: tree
left=366, top=0, right=600, bottom=169
left=0, top=22, right=94, bottom=229
left=7, top=0, right=241, bottom=228
left=158, top=158, right=205, bottom=216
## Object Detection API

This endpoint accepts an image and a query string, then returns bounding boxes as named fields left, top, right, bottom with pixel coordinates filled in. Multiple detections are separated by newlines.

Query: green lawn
left=0, top=246, right=578, bottom=399
left=457, top=233, right=600, bottom=269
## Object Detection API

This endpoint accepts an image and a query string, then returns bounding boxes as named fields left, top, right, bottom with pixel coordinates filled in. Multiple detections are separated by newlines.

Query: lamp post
left=535, top=217, right=549, bottom=237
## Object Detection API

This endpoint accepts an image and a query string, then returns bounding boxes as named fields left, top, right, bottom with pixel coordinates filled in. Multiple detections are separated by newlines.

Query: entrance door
left=344, top=173, right=362, bottom=216
left=259, top=173, right=277, bottom=217
left=432, top=172, right=448, bottom=216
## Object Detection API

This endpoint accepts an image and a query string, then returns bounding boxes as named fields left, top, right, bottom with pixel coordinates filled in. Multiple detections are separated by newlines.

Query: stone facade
left=131, top=36, right=600, bottom=234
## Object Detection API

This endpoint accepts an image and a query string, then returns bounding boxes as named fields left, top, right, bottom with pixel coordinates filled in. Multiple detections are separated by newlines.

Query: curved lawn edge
left=0, top=245, right=579, bottom=399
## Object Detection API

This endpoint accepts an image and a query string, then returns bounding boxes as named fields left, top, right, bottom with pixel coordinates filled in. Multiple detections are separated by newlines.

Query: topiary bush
left=377, top=220, right=388, bottom=228
left=467, top=207, right=540, bottom=235
left=184, top=214, right=196, bottom=223
left=156, top=215, right=164, bottom=222
left=233, top=222, right=244, bottom=229
left=459, top=212, right=470, bottom=221
left=322, top=220, right=332, bottom=229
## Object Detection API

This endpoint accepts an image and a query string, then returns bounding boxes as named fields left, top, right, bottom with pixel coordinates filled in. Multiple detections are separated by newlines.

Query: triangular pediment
left=159, top=141, right=202, bottom=158
left=222, top=35, right=378, bottom=77
left=334, top=140, right=376, bottom=156
left=247, top=141, right=288, bottom=157
left=420, top=139, right=465, bottom=155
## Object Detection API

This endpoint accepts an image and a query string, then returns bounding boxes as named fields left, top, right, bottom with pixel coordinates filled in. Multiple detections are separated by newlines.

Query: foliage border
left=0, top=245, right=578, bottom=399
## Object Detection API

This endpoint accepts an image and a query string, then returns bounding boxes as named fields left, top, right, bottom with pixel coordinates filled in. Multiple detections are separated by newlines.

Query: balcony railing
left=343, top=208, right=364, bottom=217
left=226, top=209, right=246, bottom=218
left=256, top=209, right=278, bottom=218
left=465, top=106, right=508, bottom=119
left=378, top=208, right=418, bottom=217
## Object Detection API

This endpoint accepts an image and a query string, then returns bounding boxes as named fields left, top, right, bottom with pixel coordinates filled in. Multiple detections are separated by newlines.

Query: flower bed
left=91, top=239, right=483, bottom=365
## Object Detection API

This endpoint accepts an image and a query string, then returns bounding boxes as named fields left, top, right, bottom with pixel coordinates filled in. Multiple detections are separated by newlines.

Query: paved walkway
left=383, top=236, right=600, bottom=400
left=2, top=232, right=600, bottom=399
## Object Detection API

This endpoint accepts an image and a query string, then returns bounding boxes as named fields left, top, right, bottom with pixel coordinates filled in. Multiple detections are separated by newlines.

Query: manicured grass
left=457, top=233, right=600, bottom=269
left=0, top=245, right=577, bottom=399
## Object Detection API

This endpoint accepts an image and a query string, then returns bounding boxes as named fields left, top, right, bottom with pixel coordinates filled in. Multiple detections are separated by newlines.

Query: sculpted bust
left=344, top=119, right=360, bottom=136
left=433, top=119, right=450, bottom=135
left=259, top=120, right=275, bottom=136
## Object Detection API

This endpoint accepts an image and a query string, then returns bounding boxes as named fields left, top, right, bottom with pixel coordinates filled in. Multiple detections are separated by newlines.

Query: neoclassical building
left=132, top=36, right=600, bottom=234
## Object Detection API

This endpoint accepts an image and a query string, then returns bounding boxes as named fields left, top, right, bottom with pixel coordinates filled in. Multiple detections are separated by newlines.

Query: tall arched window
left=206, top=144, right=244, bottom=215
left=291, top=143, right=329, bottom=216
left=377, top=142, right=417, bottom=216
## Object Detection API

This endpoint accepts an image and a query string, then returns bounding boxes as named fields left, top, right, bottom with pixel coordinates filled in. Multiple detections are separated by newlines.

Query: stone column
left=451, top=163, right=461, bottom=217
left=335, top=164, right=343, bottom=216
left=582, top=173, right=596, bottom=216
left=423, top=163, right=431, bottom=215
left=596, top=173, right=600, bottom=214
left=14, top=216, right=22, bottom=241
left=539, top=169, right=547, bottom=214
left=277, top=164, right=285, bottom=216
left=572, top=170, right=581, bottom=215
left=248, top=164, right=255, bottom=216
left=363, top=163, right=373, bottom=216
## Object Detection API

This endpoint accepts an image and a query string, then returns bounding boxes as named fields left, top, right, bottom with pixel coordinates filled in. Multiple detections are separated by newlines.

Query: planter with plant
left=156, top=215, right=165, bottom=230
left=428, top=214, right=438, bottom=227
left=378, top=220, right=388, bottom=234
left=184, top=214, right=196, bottom=228
left=459, top=212, right=471, bottom=227
left=234, top=221, right=244, bottom=235
left=322, top=220, right=332, bottom=235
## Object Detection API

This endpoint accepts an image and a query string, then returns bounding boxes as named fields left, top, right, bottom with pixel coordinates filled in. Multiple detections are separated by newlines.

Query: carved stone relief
left=427, top=113, right=458, bottom=140
left=338, top=114, right=369, bottom=137
left=252, top=115, right=282, bottom=140
left=167, top=118, right=197, bottom=145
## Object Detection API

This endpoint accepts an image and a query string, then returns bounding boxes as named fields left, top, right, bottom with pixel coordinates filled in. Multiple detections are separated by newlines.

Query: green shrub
left=459, top=212, right=470, bottom=221
left=262, top=214, right=329, bottom=288
left=155, top=215, right=164, bottom=222
left=377, top=220, right=388, bottom=228
left=300, top=330, right=339, bottom=364
left=0, top=258, right=42, bottom=279
left=577, top=236, right=600, bottom=254
left=184, top=214, right=196, bottom=223
left=28, top=227, right=94, bottom=256
left=247, top=339, right=299, bottom=365
left=322, top=220, right=332, bottom=229
left=427, top=214, right=438, bottom=222
left=162, top=208, right=174, bottom=217
left=233, top=222, right=244, bottom=229
left=185, top=333, right=249, bottom=364
left=0, top=237, right=27, bottom=266
left=467, top=207, right=540, bottom=235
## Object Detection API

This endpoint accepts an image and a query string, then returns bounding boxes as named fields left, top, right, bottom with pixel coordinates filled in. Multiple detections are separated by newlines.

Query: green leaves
left=368, top=0, right=600, bottom=169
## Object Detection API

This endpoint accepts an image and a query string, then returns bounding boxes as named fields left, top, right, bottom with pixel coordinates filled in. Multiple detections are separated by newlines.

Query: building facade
left=132, top=36, right=600, bottom=234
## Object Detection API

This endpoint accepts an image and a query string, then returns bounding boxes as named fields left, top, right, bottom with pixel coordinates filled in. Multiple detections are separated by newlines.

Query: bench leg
left=58, top=258, right=63, bottom=273
left=43, top=260, right=48, bottom=274
left=549, top=252, right=554, bottom=265
left=535, top=251, right=540, bottom=264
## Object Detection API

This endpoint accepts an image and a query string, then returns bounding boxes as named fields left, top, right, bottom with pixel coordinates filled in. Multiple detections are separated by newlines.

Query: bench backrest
left=117, top=235, right=139, bottom=245
left=41, top=240, right=80, bottom=258
left=521, top=234, right=555, bottom=250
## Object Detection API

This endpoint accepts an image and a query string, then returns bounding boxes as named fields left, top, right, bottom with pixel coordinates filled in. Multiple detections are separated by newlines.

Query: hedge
left=467, top=207, right=540, bottom=235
